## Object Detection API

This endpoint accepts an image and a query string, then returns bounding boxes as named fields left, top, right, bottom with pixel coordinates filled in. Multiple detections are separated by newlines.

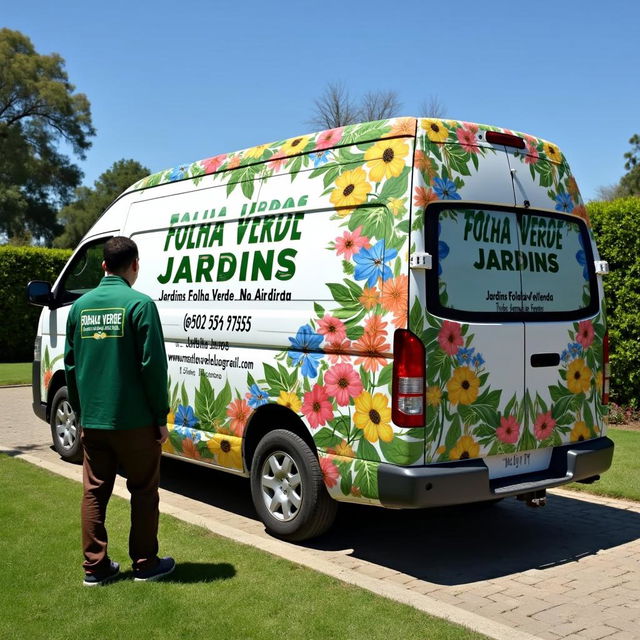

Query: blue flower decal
left=472, top=352, right=485, bottom=368
left=288, top=324, right=323, bottom=378
left=311, top=151, right=331, bottom=167
left=175, top=404, right=198, bottom=428
left=555, top=190, right=574, bottom=213
left=456, top=346, right=475, bottom=366
left=560, top=349, right=570, bottom=363
left=353, top=240, right=397, bottom=287
left=247, top=383, right=269, bottom=408
left=169, top=164, right=189, bottom=181
left=576, top=234, right=588, bottom=280
left=433, top=177, right=461, bottom=200
left=567, top=342, right=582, bottom=358
left=437, top=221, right=450, bottom=276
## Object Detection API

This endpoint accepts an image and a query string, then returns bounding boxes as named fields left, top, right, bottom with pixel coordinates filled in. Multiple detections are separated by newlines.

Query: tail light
left=602, top=331, right=610, bottom=405
left=392, top=329, right=425, bottom=427
left=485, top=131, right=526, bottom=149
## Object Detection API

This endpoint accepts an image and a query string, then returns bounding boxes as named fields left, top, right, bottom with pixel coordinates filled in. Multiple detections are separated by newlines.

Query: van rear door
left=519, top=212, right=603, bottom=448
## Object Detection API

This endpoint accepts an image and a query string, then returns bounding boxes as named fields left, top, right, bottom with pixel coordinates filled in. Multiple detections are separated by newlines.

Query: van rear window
left=425, top=204, right=598, bottom=322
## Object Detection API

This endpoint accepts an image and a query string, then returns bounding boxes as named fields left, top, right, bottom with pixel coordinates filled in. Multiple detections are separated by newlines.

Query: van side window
left=56, top=238, right=110, bottom=304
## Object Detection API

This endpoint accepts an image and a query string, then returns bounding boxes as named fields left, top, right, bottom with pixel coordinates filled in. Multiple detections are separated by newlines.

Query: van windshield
left=425, top=204, right=598, bottom=322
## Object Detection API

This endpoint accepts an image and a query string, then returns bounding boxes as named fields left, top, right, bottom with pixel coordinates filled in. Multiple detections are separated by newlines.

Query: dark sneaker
left=134, top=556, right=175, bottom=582
left=83, top=560, right=120, bottom=587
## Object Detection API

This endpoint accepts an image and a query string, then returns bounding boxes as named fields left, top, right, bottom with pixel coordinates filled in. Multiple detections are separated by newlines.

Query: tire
left=250, top=429, right=337, bottom=542
left=50, top=386, right=83, bottom=463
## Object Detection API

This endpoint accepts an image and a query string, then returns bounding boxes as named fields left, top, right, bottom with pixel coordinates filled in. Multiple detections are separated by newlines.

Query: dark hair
left=104, top=236, right=139, bottom=273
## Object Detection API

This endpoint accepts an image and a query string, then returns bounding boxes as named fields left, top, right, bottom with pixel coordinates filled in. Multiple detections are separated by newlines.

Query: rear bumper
left=378, top=436, right=614, bottom=508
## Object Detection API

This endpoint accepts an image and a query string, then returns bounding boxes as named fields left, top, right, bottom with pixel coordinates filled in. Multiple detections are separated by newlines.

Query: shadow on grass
left=115, top=562, right=236, bottom=585
left=157, top=455, right=640, bottom=586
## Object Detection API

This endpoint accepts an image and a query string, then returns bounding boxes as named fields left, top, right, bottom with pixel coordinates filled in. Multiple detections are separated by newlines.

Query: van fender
left=242, top=403, right=317, bottom=472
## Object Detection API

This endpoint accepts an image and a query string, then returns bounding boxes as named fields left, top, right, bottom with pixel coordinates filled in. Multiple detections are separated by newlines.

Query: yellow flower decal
left=207, top=434, right=243, bottom=470
left=354, top=391, right=393, bottom=443
left=543, top=142, right=561, bottom=163
left=281, top=135, right=311, bottom=156
left=421, top=118, right=449, bottom=143
left=387, top=197, right=405, bottom=216
left=167, top=411, right=175, bottom=425
left=571, top=421, right=591, bottom=442
left=276, top=390, right=302, bottom=413
left=244, top=143, right=269, bottom=159
left=330, top=167, right=371, bottom=215
left=446, top=366, right=480, bottom=405
left=450, top=435, right=480, bottom=460
left=426, top=386, right=442, bottom=407
left=328, top=439, right=356, bottom=458
left=364, top=138, right=409, bottom=182
left=567, top=358, right=592, bottom=394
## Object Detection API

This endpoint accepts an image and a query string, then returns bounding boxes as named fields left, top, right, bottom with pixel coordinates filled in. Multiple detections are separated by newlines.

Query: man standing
left=64, top=236, right=175, bottom=586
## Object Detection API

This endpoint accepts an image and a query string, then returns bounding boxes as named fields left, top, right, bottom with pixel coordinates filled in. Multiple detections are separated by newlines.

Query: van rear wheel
left=250, top=429, right=337, bottom=541
left=50, top=386, right=83, bottom=463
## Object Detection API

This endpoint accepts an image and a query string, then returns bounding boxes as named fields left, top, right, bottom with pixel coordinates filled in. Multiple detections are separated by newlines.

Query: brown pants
left=81, top=426, right=161, bottom=574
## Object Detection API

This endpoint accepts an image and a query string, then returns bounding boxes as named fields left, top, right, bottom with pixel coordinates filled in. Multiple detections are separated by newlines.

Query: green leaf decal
left=354, top=459, right=379, bottom=499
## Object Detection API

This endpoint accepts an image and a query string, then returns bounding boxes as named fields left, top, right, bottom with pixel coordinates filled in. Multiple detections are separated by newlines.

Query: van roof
left=127, top=117, right=566, bottom=194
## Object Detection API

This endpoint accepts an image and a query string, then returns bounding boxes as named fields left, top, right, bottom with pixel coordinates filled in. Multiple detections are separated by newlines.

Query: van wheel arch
left=46, top=370, right=67, bottom=421
left=243, top=404, right=317, bottom=472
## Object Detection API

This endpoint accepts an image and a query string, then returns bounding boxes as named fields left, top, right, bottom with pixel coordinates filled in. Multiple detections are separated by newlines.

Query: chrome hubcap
left=55, top=400, right=77, bottom=451
left=260, top=450, right=302, bottom=522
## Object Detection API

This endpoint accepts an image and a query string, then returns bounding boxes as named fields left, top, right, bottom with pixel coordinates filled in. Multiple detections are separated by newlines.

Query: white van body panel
left=33, top=117, right=612, bottom=521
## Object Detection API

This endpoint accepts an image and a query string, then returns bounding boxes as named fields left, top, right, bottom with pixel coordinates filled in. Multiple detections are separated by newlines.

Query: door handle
left=530, top=353, right=560, bottom=367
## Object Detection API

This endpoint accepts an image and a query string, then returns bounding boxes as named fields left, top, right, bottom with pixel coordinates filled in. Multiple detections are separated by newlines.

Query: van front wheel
left=50, top=386, right=83, bottom=463
left=250, top=429, right=337, bottom=541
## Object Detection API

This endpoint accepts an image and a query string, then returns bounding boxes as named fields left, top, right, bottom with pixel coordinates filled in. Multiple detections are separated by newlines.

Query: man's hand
left=158, top=425, right=169, bottom=444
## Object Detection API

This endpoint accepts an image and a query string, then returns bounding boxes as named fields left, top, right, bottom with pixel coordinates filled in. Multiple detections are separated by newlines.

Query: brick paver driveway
left=2, top=386, right=639, bottom=640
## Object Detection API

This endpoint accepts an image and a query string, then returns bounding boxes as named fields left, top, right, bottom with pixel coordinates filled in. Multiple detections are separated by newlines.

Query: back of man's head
left=104, top=237, right=139, bottom=274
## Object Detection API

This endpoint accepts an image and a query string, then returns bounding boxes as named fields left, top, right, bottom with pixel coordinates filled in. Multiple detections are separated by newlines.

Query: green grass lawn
left=568, top=427, right=640, bottom=501
left=0, top=455, right=486, bottom=640
left=0, top=362, right=30, bottom=385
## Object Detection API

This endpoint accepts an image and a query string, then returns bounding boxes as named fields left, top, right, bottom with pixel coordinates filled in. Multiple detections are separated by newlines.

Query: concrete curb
left=1, top=446, right=543, bottom=640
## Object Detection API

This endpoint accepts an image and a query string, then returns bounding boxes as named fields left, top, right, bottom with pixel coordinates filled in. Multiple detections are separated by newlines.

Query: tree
left=623, top=133, right=640, bottom=171
left=419, top=95, right=446, bottom=118
left=0, top=29, right=95, bottom=244
left=309, top=83, right=404, bottom=129
left=54, top=159, right=149, bottom=248
left=308, top=82, right=359, bottom=129
left=358, top=90, right=402, bottom=122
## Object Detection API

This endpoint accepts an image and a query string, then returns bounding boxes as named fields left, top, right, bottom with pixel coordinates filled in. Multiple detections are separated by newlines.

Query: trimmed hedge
left=588, top=197, right=640, bottom=406
left=0, top=246, right=71, bottom=362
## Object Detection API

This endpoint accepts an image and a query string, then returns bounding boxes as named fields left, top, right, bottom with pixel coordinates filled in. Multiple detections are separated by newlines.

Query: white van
left=28, top=117, right=614, bottom=540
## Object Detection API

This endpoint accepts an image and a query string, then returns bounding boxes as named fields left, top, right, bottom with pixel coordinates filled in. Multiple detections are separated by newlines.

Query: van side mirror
left=27, top=280, right=53, bottom=307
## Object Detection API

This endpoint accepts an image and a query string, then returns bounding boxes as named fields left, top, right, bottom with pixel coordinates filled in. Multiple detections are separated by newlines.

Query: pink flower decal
left=316, top=127, right=344, bottom=150
left=324, top=363, right=363, bottom=406
left=335, top=226, right=371, bottom=261
left=438, top=321, right=463, bottom=355
left=534, top=411, right=556, bottom=440
left=496, top=415, right=520, bottom=444
left=201, top=154, right=227, bottom=173
left=319, top=456, right=340, bottom=488
left=576, top=321, right=595, bottom=349
left=302, top=385, right=334, bottom=428
left=456, top=126, right=479, bottom=153
left=524, top=143, right=539, bottom=165
left=268, top=150, right=287, bottom=172
left=317, top=315, right=347, bottom=343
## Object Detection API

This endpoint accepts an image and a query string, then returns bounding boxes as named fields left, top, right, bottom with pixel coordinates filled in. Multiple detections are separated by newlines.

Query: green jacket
left=64, top=275, right=169, bottom=430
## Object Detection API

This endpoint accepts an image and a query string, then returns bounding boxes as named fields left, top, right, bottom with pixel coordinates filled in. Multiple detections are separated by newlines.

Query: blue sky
left=5, top=0, right=639, bottom=201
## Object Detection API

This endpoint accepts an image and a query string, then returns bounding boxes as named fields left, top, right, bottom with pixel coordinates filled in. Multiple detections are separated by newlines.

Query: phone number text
left=183, top=313, right=252, bottom=333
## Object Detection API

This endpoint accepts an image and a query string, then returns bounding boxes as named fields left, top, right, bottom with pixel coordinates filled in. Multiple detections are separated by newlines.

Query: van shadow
left=158, top=457, right=640, bottom=586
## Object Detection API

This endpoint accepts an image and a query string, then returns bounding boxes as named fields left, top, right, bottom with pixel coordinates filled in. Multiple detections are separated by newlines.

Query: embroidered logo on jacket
left=80, top=308, right=126, bottom=339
